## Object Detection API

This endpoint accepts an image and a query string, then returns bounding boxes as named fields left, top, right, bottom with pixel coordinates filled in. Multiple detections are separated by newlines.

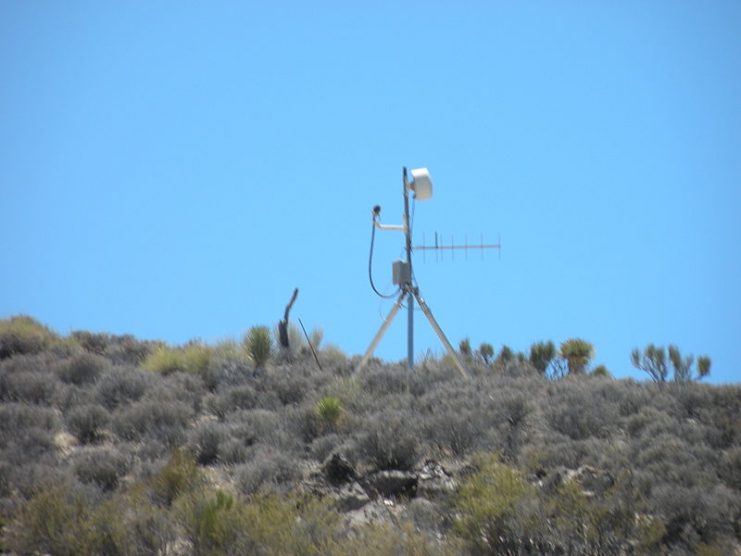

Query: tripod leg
left=357, top=291, right=407, bottom=372
left=413, top=290, right=468, bottom=378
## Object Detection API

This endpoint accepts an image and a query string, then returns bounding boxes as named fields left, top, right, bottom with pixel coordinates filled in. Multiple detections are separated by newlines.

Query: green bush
left=149, top=449, right=202, bottom=507
left=0, top=315, right=60, bottom=360
left=560, top=338, right=594, bottom=374
left=176, top=489, right=341, bottom=555
left=458, top=338, right=472, bottom=359
left=479, top=342, right=494, bottom=364
left=5, top=483, right=99, bottom=555
left=143, top=342, right=212, bottom=375
left=244, top=326, right=272, bottom=368
left=315, top=396, right=343, bottom=432
left=333, top=522, right=460, bottom=555
left=453, top=453, right=537, bottom=554
left=591, top=364, right=612, bottom=378
left=178, top=489, right=238, bottom=555
left=529, top=340, right=556, bottom=375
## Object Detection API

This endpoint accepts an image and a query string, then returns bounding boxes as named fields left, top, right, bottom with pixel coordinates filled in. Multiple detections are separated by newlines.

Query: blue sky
left=2, top=2, right=739, bottom=383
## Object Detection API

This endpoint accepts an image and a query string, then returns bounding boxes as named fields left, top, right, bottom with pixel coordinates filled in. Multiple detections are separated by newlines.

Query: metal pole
left=357, top=290, right=407, bottom=372
left=413, top=289, right=468, bottom=378
left=402, top=167, right=413, bottom=369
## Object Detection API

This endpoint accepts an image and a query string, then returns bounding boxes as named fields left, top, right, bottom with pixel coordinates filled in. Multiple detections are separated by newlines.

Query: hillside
left=0, top=316, right=739, bottom=555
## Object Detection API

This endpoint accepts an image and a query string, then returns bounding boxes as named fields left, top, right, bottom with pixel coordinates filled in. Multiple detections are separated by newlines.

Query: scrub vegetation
left=0, top=315, right=738, bottom=555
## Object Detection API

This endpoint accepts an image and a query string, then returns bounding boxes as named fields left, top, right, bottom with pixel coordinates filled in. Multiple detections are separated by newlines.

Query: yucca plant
left=315, top=396, right=343, bottom=431
left=244, top=327, right=272, bottom=369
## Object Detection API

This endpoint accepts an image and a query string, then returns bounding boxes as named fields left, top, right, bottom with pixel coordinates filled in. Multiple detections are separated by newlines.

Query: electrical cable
left=368, top=219, right=400, bottom=299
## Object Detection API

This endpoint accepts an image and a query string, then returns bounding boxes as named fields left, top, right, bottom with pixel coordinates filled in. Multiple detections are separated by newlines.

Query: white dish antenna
left=408, top=167, right=433, bottom=201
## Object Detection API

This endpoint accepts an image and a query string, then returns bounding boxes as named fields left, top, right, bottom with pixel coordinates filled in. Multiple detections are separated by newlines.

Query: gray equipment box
left=392, top=260, right=411, bottom=286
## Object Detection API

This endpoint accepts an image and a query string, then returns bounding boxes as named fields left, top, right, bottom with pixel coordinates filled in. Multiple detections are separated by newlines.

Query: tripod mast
left=402, top=168, right=414, bottom=369
left=359, top=167, right=472, bottom=378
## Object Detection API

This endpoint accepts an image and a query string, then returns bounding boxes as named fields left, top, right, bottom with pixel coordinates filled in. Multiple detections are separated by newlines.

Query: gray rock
left=333, top=482, right=370, bottom=512
left=367, top=470, right=417, bottom=498
left=416, top=460, right=457, bottom=499
left=324, top=452, right=356, bottom=485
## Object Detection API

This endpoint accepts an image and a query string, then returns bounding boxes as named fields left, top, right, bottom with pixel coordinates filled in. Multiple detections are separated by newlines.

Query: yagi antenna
left=359, top=167, right=501, bottom=378
left=416, top=232, right=501, bottom=262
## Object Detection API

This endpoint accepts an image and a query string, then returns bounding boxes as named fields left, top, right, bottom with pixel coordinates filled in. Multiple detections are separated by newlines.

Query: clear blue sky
left=2, top=2, right=739, bottom=383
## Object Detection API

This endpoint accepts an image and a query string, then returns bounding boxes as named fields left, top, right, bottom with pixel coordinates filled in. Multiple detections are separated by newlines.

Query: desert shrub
left=6, top=480, right=176, bottom=556
left=232, top=408, right=301, bottom=453
left=106, top=334, right=153, bottom=366
left=73, top=447, right=129, bottom=491
left=258, top=370, right=308, bottom=405
left=112, top=399, right=192, bottom=447
left=0, top=368, right=56, bottom=404
left=2, top=463, right=72, bottom=505
left=177, top=489, right=240, bottom=554
left=3, top=482, right=100, bottom=555
left=66, top=404, right=110, bottom=444
left=0, top=432, right=57, bottom=472
left=57, top=352, right=108, bottom=386
left=143, top=342, right=212, bottom=375
left=70, top=330, right=111, bottom=355
left=315, top=395, right=343, bottom=432
left=318, top=344, right=348, bottom=369
left=0, top=315, right=59, bottom=359
left=719, top=446, right=741, bottom=490
left=407, top=497, right=447, bottom=533
left=453, top=454, right=539, bottom=554
left=560, top=338, right=594, bottom=375
left=633, top=433, right=715, bottom=490
left=310, top=433, right=344, bottom=462
left=86, top=492, right=176, bottom=556
left=226, top=383, right=259, bottom=411
left=543, top=477, right=622, bottom=554
left=244, top=326, right=272, bottom=368
left=591, top=364, right=611, bottom=378
left=407, top=359, right=458, bottom=397
left=238, top=446, right=301, bottom=495
left=478, top=342, right=495, bottom=364
left=205, top=386, right=262, bottom=420
left=191, top=421, right=229, bottom=465
left=334, top=521, right=459, bottom=555
left=355, top=410, right=420, bottom=471
left=53, top=382, right=98, bottom=414
left=142, top=371, right=207, bottom=414
left=363, top=365, right=410, bottom=397
left=546, top=380, right=619, bottom=440
left=321, top=375, right=361, bottom=408
left=0, top=402, right=58, bottom=442
left=529, top=340, right=556, bottom=375
left=233, top=408, right=281, bottom=441
left=649, top=482, right=739, bottom=551
left=149, top=449, right=202, bottom=507
left=423, top=398, right=482, bottom=457
left=415, top=379, right=530, bottom=458
left=625, top=405, right=675, bottom=439
left=176, top=490, right=341, bottom=555
left=496, top=344, right=515, bottom=366
left=219, top=437, right=250, bottom=465
left=96, top=366, right=149, bottom=410
left=522, top=437, right=607, bottom=474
